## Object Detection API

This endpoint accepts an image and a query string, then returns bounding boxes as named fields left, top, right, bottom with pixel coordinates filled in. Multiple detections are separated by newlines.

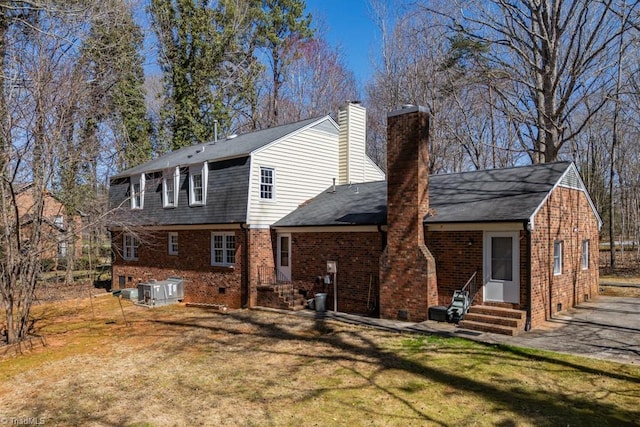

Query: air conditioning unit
left=137, top=276, right=184, bottom=307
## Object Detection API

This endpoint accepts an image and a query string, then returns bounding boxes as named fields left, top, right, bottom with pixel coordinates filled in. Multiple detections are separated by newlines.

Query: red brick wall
left=425, top=230, right=483, bottom=306
left=380, top=106, right=437, bottom=322
left=288, top=231, right=383, bottom=315
left=247, top=228, right=275, bottom=306
left=530, top=186, right=600, bottom=328
left=111, top=228, right=245, bottom=308
left=425, top=229, right=529, bottom=309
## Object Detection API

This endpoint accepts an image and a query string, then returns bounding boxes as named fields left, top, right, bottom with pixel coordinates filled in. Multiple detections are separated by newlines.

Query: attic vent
left=559, top=168, right=583, bottom=190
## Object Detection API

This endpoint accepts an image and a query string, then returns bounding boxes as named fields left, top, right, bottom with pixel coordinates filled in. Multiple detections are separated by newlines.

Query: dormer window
left=130, top=174, right=145, bottom=209
left=163, top=167, right=179, bottom=208
left=189, top=163, right=208, bottom=206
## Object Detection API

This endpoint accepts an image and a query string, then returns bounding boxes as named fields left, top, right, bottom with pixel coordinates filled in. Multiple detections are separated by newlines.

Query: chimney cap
left=387, top=104, right=430, bottom=118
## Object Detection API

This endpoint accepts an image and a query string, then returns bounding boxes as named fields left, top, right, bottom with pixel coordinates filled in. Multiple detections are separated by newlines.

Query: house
left=108, top=102, right=385, bottom=307
left=14, top=183, right=83, bottom=264
left=273, top=105, right=602, bottom=334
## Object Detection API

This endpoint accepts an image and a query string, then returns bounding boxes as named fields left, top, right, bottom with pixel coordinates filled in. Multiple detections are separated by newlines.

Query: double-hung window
left=130, top=174, right=145, bottom=209
left=260, top=167, right=275, bottom=200
left=211, top=232, right=235, bottom=267
left=168, top=232, right=178, bottom=255
left=123, top=234, right=139, bottom=260
left=582, top=239, right=589, bottom=270
left=189, top=163, right=208, bottom=206
left=553, top=241, right=563, bottom=275
left=163, top=167, right=179, bottom=208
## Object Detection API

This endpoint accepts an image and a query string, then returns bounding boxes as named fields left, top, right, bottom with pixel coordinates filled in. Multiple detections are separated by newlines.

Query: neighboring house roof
left=112, top=116, right=331, bottom=178
left=274, top=161, right=601, bottom=228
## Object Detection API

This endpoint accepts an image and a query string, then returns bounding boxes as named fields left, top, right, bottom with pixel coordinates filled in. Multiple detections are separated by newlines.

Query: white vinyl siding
left=249, top=127, right=340, bottom=226
left=338, top=104, right=366, bottom=184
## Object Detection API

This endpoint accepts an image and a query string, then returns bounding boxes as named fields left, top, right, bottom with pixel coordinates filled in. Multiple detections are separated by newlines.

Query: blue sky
left=140, top=0, right=389, bottom=91
left=305, top=0, right=381, bottom=90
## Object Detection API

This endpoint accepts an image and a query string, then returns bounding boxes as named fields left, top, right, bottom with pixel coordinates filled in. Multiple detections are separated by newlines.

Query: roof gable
left=112, top=116, right=333, bottom=179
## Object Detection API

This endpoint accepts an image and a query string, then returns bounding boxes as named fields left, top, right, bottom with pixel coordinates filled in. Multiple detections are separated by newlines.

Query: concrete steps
left=458, top=305, right=526, bottom=336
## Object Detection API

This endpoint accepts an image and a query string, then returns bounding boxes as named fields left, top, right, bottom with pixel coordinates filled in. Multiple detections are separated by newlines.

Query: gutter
left=240, top=223, right=249, bottom=308
left=524, top=220, right=532, bottom=331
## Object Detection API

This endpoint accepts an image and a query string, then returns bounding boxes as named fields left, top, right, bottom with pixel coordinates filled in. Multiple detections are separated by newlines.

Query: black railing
left=461, top=270, right=479, bottom=306
left=257, top=265, right=291, bottom=285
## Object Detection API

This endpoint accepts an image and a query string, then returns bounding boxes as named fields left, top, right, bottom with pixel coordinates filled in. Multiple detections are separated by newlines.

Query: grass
left=0, top=297, right=638, bottom=426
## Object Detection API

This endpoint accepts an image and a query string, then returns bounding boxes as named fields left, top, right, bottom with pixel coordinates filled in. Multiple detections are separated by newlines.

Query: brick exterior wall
left=425, top=230, right=484, bottom=306
left=111, top=228, right=245, bottom=308
left=286, top=231, right=383, bottom=315
left=379, top=106, right=437, bottom=322
left=248, top=228, right=275, bottom=306
left=425, top=229, right=529, bottom=309
left=529, top=186, right=600, bottom=328
left=16, top=189, right=82, bottom=261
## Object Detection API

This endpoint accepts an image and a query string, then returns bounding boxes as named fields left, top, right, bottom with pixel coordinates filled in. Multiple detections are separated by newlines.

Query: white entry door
left=277, top=234, right=291, bottom=281
left=484, top=231, right=520, bottom=303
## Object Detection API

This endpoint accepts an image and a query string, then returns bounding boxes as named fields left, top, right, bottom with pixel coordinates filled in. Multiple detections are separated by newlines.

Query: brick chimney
left=379, top=105, right=438, bottom=322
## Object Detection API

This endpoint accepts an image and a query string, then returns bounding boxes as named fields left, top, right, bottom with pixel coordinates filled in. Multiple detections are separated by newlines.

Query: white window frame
left=189, top=163, right=208, bottom=206
left=57, top=240, right=67, bottom=258
left=260, top=166, right=275, bottom=200
left=553, top=240, right=563, bottom=275
left=53, top=215, right=64, bottom=229
left=211, top=232, right=235, bottom=267
left=130, top=174, right=145, bottom=209
left=168, top=232, right=179, bottom=255
left=582, top=239, right=589, bottom=270
left=123, top=234, right=139, bottom=260
left=163, top=167, right=180, bottom=208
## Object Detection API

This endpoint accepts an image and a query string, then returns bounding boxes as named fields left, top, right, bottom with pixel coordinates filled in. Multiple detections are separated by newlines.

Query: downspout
left=525, top=220, right=532, bottom=331
left=240, top=223, right=249, bottom=308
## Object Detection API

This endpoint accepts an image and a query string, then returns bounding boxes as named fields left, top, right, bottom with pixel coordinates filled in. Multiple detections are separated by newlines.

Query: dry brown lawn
left=0, top=296, right=638, bottom=426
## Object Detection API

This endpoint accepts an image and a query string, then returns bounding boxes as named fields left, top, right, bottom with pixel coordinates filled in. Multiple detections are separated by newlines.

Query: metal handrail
left=461, top=270, right=479, bottom=305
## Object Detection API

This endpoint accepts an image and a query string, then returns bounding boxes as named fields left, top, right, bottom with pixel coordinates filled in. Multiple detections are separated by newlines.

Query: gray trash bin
left=314, top=293, right=327, bottom=312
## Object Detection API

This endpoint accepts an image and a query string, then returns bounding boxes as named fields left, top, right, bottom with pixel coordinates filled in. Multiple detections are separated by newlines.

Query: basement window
left=553, top=241, right=563, bottom=275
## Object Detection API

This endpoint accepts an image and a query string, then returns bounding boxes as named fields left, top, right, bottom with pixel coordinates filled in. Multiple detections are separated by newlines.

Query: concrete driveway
left=474, top=296, right=640, bottom=365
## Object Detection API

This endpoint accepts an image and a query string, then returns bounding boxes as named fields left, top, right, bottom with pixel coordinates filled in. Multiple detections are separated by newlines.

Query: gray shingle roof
left=112, top=116, right=330, bottom=178
left=274, top=162, right=574, bottom=227
left=275, top=181, right=387, bottom=227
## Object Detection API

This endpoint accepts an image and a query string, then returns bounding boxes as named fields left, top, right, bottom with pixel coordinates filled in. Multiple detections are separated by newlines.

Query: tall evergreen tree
left=257, top=0, right=312, bottom=126
left=149, top=0, right=261, bottom=149
left=82, top=1, right=152, bottom=171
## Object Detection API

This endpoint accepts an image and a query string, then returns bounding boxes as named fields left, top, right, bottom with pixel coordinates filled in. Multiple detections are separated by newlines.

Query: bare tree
left=430, top=0, right=640, bottom=163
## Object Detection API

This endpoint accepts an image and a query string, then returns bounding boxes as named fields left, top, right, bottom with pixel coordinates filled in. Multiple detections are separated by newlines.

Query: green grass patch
left=0, top=298, right=638, bottom=426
